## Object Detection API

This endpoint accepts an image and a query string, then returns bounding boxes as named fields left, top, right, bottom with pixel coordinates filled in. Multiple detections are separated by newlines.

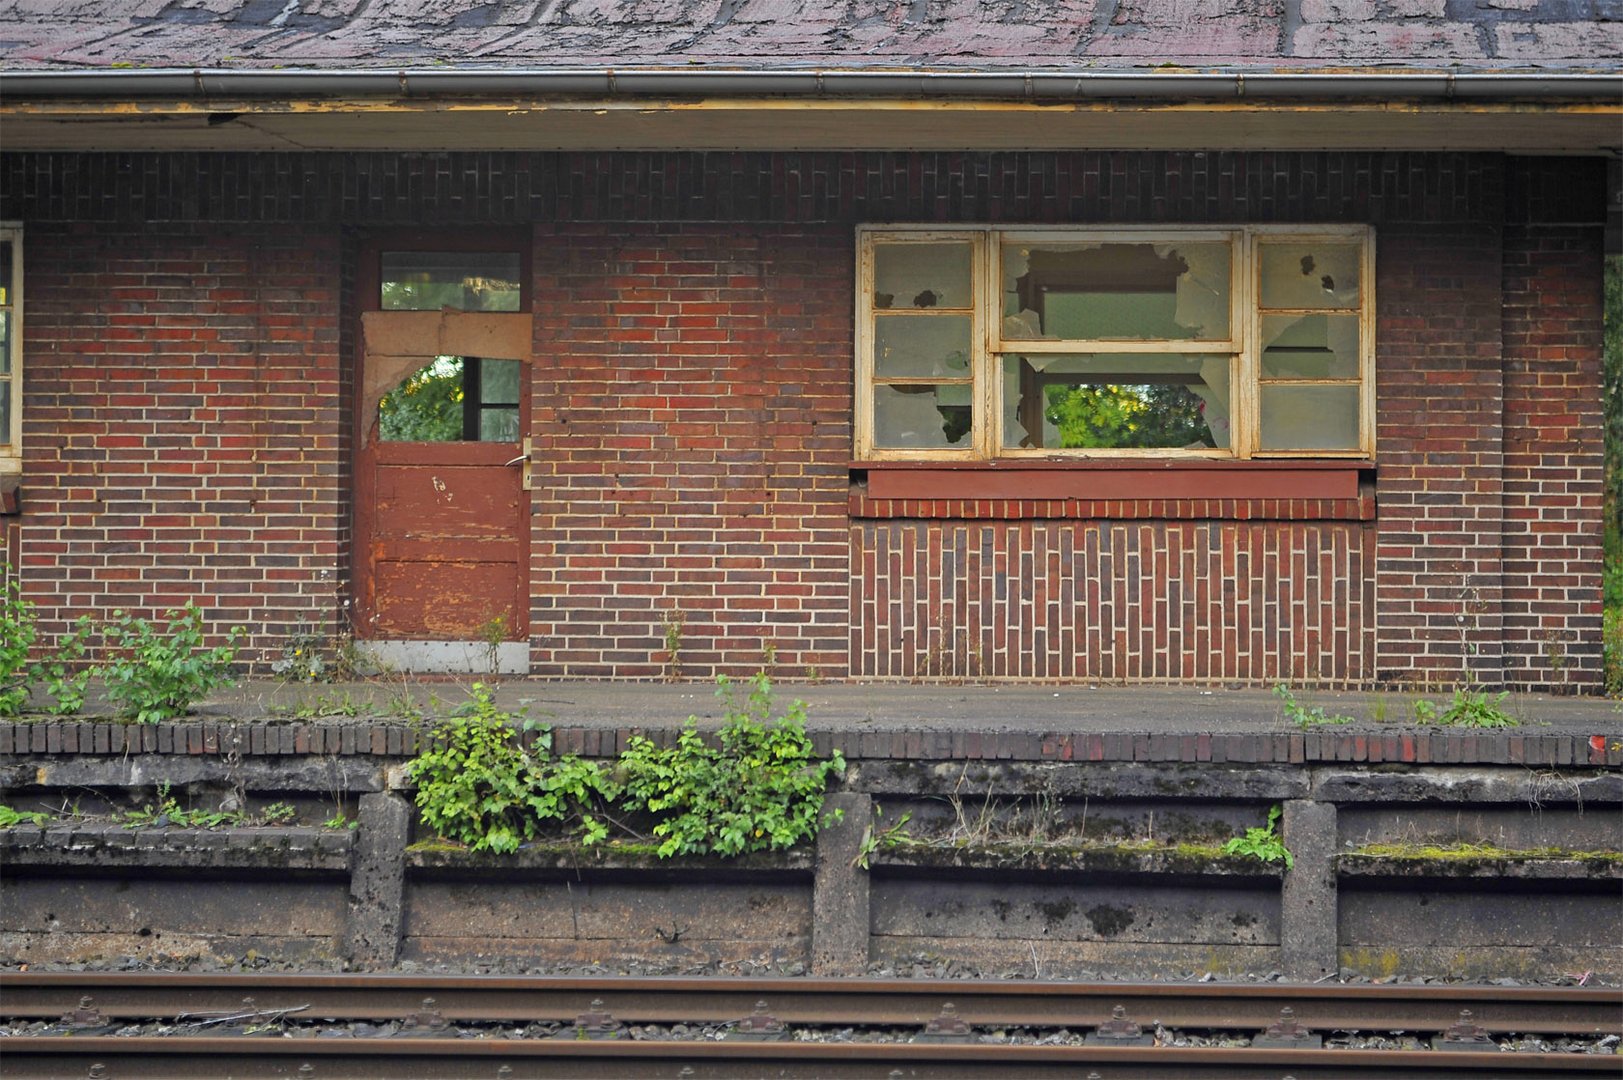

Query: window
left=0, top=226, right=19, bottom=473
left=377, top=355, right=522, bottom=443
left=855, top=226, right=1374, bottom=461
left=380, top=251, right=522, bottom=312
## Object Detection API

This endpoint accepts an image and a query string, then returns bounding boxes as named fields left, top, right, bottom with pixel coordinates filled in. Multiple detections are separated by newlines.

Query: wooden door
left=352, top=242, right=532, bottom=645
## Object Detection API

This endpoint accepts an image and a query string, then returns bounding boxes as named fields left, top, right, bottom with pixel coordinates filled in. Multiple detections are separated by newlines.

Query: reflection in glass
left=1261, top=314, right=1359, bottom=379
left=1002, top=353, right=1230, bottom=450
left=0, top=240, right=11, bottom=305
left=0, top=311, right=9, bottom=375
left=873, top=315, right=972, bottom=379
left=0, top=384, right=8, bottom=441
left=874, top=243, right=972, bottom=310
left=1001, top=242, right=1230, bottom=341
left=381, top=252, right=522, bottom=312
left=1260, top=385, right=1359, bottom=450
left=378, top=355, right=522, bottom=443
left=1259, top=243, right=1360, bottom=309
left=873, top=383, right=973, bottom=449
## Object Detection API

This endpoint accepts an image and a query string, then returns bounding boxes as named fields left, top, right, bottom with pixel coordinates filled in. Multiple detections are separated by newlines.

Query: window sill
left=848, top=460, right=1375, bottom=522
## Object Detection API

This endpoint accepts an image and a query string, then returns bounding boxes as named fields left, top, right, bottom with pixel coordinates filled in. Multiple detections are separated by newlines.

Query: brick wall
left=1500, top=160, right=1608, bottom=691
left=19, top=222, right=346, bottom=659
left=0, top=151, right=1607, bottom=687
left=1373, top=222, right=1509, bottom=688
left=526, top=222, right=851, bottom=677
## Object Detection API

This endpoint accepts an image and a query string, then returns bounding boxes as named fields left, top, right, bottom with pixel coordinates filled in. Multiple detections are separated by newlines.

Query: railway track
left=2, top=972, right=1617, bottom=1078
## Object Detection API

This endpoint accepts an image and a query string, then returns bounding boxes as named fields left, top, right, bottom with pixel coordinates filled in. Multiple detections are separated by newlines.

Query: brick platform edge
left=1, top=721, right=1619, bottom=768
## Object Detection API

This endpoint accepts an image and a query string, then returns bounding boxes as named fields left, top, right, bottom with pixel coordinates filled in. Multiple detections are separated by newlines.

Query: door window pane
left=1260, top=385, right=1360, bottom=450
left=873, top=383, right=973, bottom=449
left=1002, top=353, right=1231, bottom=450
left=1259, top=242, right=1360, bottom=309
left=377, top=356, right=523, bottom=443
left=1001, top=241, right=1231, bottom=341
left=1261, top=314, right=1360, bottom=379
left=381, top=252, right=522, bottom=312
left=873, top=315, right=973, bottom=379
left=874, top=242, right=972, bottom=310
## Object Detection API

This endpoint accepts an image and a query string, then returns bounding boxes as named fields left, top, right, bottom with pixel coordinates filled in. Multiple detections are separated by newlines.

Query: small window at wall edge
left=0, top=223, right=21, bottom=474
left=854, top=224, right=1375, bottom=463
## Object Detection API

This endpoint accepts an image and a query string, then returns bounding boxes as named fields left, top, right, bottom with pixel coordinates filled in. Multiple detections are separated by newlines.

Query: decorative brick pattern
left=850, top=496, right=1374, bottom=522
left=851, top=520, right=1375, bottom=684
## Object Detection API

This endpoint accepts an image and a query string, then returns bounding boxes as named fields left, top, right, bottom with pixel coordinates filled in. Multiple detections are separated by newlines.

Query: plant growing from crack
left=1223, top=804, right=1293, bottom=869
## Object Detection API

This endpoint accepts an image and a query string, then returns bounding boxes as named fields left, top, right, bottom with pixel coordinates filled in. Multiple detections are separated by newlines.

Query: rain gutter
left=1, top=68, right=1618, bottom=101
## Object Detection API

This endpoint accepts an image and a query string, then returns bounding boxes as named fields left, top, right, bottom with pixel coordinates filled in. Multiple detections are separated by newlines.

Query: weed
left=853, top=804, right=914, bottom=869
left=1274, top=684, right=1354, bottom=727
left=478, top=612, right=509, bottom=676
left=1222, top=804, right=1293, bottom=869
left=1417, top=688, right=1519, bottom=729
left=0, top=571, right=36, bottom=716
left=101, top=605, right=244, bottom=723
left=290, top=691, right=360, bottom=720
left=759, top=640, right=778, bottom=673
left=260, top=802, right=297, bottom=825
left=271, top=620, right=328, bottom=682
left=617, top=675, right=845, bottom=857
left=661, top=610, right=685, bottom=681
left=0, top=804, right=50, bottom=827
left=38, top=615, right=96, bottom=714
left=322, top=811, right=358, bottom=830
left=407, top=683, right=616, bottom=852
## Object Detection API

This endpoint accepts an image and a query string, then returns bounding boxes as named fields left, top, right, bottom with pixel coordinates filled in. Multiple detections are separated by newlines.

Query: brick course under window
left=0, top=150, right=1606, bottom=688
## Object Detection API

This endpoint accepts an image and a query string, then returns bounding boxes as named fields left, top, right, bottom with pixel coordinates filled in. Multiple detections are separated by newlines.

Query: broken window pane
left=873, top=314, right=973, bottom=379
left=1261, top=314, right=1360, bottom=379
left=1259, top=242, right=1360, bottom=309
left=873, top=383, right=973, bottom=449
left=1259, top=385, right=1360, bottom=451
left=874, top=242, right=972, bottom=310
left=377, top=356, right=523, bottom=443
left=1001, top=242, right=1230, bottom=341
left=1002, top=353, right=1230, bottom=450
left=381, top=252, right=522, bottom=312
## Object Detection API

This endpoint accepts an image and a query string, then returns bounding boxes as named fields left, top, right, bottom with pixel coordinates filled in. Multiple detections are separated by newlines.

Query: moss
left=1347, top=841, right=1623, bottom=863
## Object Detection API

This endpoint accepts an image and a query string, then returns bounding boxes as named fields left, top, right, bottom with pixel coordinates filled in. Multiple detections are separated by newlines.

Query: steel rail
left=4, top=972, right=1616, bottom=1036
left=1, top=1036, right=1617, bottom=1080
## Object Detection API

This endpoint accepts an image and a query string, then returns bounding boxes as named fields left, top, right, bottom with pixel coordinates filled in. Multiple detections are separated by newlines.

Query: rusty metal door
left=352, top=245, right=533, bottom=648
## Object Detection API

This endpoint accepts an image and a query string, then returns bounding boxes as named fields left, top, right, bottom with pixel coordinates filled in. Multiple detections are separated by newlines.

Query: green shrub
left=408, top=684, right=615, bottom=853
left=0, top=573, right=36, bottom=717
left=100, top=605, right=243, bottom=723
left=617, top=675, right=845, bottom=857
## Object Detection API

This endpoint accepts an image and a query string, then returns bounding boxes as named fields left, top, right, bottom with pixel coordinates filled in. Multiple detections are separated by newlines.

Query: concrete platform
left=196, top=678, right=1622, bottom=733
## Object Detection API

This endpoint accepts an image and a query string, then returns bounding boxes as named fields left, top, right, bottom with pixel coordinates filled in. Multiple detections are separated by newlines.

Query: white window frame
left=855, top=224, right=1375, bottom=462
left=0, top=224, right=19, bottom=474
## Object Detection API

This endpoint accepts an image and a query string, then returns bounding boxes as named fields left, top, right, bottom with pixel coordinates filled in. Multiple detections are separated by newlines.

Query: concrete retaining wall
left=1, top=720, right=1618, bottom=980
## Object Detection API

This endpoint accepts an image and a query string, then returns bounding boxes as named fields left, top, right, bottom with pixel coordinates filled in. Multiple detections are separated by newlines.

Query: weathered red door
left=352, top=243, right=532, bottom=660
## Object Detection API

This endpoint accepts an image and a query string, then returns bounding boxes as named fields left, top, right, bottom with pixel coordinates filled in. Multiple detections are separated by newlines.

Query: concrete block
left=1280, top=800, right=1337, bottom=981
left=344, top=791, right=410, bottom=968
left=811, top=792, right=871, bottom=976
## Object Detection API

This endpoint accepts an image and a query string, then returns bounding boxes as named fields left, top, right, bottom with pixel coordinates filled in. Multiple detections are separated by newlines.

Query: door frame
left=350, top=230, right=535, bottom=665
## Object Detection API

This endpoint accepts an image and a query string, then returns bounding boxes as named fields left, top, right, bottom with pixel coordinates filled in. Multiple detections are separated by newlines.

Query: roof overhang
left=1, top=69, right=1619, bottom=153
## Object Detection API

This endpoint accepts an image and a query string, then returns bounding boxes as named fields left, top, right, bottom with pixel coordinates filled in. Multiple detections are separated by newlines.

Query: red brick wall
left=0, top=152, right=1608, bottom=688
left=19, top=223, right=346, bottom=660
left=1500, top=161, right=1608, bottom=691
left=526, top=223, right=852, bottom=677
left=1373, top=222, right=1509, bottom=688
